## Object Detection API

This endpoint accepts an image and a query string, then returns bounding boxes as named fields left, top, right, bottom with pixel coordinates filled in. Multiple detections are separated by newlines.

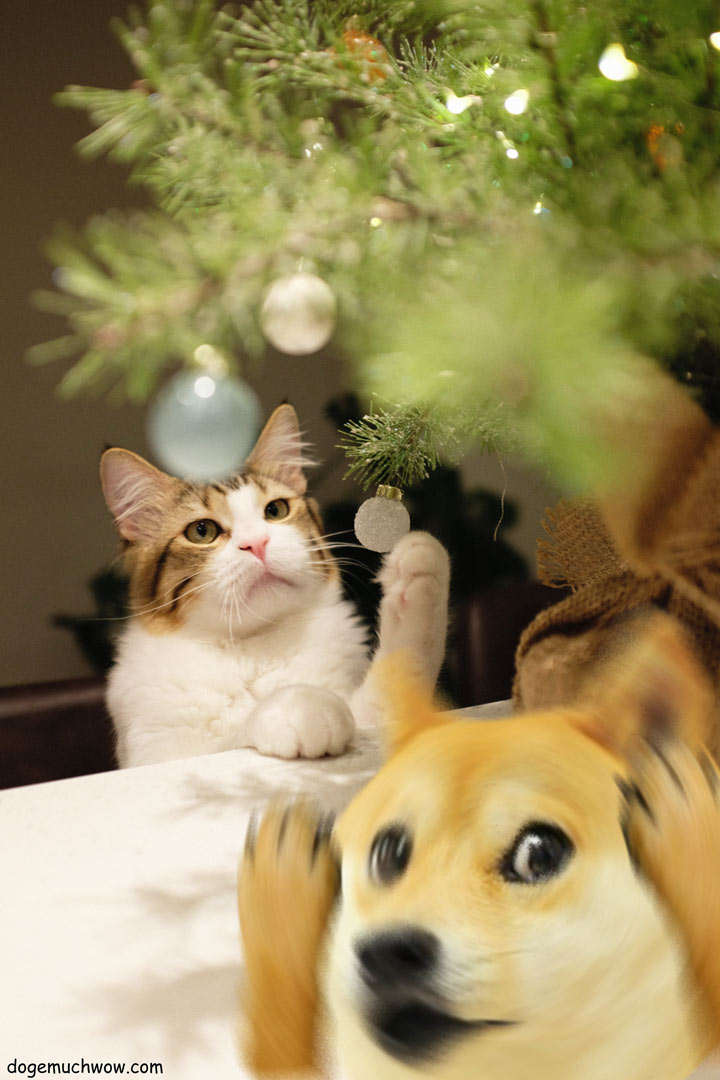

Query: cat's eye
left=184, top=519, right=220, bottom=545
left=500, top=822, right=574, bottom=885
left=264, top=499, right=290, bottom=521
left=368, top=824, right=413, bottom=886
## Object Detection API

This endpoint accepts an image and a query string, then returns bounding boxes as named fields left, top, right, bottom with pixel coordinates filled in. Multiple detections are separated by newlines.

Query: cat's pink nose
left=239, top=536, right=269, bottom=562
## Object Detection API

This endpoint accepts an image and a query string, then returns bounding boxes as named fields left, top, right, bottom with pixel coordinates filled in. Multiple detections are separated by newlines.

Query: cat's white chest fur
left=108, top=582, right=369, bottom=766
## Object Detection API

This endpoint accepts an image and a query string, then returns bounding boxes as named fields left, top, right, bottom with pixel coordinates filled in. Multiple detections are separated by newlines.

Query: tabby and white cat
left=101, top=404, right=449, bottom=767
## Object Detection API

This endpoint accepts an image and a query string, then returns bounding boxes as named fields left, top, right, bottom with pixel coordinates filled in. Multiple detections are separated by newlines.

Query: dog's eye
left=500, top=823, right=573, bottom=885
left=369, top=824, right=413, bottom=886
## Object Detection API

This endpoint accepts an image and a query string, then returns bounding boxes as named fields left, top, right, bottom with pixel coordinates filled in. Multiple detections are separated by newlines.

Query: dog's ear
left=375, top=652, right=451, bottom=757
left=576, top=612, right=714, bottom=758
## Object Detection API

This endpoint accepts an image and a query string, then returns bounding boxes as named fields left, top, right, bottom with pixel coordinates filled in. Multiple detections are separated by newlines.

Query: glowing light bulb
left=504, top=89, right=529, bottom=115
left=710, top=32, right=720, bottom=51
left=598, top=43, right=639, bottom=81
left=445, top=90, right=481, bottom=114
left=495, top=130, right=518, bottom=158
left=193, top=344, right=228, bottom=376
left=532, top=200, right=551, bottom=218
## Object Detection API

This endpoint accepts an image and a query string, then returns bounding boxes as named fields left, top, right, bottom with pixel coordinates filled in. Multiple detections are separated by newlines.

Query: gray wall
left=0, top=0, right=559, bottom=688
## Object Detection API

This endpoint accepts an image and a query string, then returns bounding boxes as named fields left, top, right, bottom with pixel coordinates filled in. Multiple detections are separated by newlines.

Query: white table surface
left=0, top=737, right=379, bottom=1077
left=0, top=702, right=512, bottom=1079
left=2, top=701, right=717, bottom=1080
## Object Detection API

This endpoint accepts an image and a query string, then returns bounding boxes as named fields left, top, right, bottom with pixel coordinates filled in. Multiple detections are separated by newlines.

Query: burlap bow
left=513, top=389, right=720, bottom=759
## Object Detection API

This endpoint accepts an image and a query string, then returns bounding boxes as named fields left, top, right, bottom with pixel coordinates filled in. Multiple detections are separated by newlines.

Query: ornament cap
left=376, top=484, right=404, bottom=500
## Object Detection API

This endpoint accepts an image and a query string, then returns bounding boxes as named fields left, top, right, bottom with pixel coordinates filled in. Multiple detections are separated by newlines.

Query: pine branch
left=340, top=404, right=460, bottom=490
left=530, top=0, right=577, bottom=162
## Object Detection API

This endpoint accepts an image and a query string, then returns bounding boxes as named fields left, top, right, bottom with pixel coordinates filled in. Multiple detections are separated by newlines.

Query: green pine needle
left=340, top=403, right=461, bottom=490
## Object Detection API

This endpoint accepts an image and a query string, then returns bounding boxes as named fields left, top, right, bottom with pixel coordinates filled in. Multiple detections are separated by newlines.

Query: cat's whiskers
left=331, top=569, right=373, bottom=594
left=220, top=585, right=236, bottom=644
left=87, top=572, right=214, bottom=623
left=232, top=587, right=243, bottom=640
left=235, top=591, right=283, bottom=630
left=141, top=577, right=216, bottom=619
left=322, top=554, right=372, bottom=573
left=300, top=552, right=372, bottom=590
left=215, top=569, right=245, bottom=637
left=308, top=529, right=355, bottom=543
left=216, top=572, right=282, bottom=633
left=305, top=540, right=368, bottom=554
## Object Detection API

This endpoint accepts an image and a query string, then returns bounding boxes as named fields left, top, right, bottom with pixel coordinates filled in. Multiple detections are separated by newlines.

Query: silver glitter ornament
left=354, top=485, right=411, bottom=552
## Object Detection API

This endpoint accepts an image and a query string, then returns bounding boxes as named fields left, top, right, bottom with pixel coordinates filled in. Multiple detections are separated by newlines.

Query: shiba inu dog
left=238, top=614, right=720, bottom=1079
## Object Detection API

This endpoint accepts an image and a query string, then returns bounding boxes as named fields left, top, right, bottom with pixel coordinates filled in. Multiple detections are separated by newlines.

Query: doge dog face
left=328, top=712, right=696, bottom=1080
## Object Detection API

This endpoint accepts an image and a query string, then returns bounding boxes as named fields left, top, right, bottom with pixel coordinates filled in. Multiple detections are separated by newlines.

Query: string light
left=504, top=89, right=530, bottom=115
left=496, top=130, right=519, bottom=159
left=445, top=90, right=481, bottom=114
left=710, top=32, right=720, bottom=51
left=193, top=343, right=229, bottom=376
left=598, top=43, right=639, bottom=81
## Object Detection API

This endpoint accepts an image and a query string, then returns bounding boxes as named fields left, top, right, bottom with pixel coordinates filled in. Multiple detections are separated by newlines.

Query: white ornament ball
left=147, top=370, right=262, bottom=480
left=354, top=489, right=411, bottom=552
left=261, top=272, right=337, bottom=355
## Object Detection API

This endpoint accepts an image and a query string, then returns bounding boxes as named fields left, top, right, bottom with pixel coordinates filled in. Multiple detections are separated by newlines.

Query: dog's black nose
left=356, top=928, right=439, bottom=989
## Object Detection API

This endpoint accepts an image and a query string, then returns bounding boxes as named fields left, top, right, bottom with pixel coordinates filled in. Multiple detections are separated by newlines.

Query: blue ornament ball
left=147, top=370, right=262, bottom=480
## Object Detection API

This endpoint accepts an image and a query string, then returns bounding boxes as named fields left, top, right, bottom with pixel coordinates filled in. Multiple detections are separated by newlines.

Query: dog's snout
left=356, top=928, right=439, bottom=989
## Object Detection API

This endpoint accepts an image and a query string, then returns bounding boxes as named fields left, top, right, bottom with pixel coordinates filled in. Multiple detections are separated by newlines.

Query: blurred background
left=1, top=0, right=559, bottom=691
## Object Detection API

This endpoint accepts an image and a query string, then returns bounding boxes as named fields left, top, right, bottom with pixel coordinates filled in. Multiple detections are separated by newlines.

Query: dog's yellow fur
left=238, top=615, right=720, bottom=1078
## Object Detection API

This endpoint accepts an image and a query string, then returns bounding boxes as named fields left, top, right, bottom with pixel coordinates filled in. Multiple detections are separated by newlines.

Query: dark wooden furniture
left=0, top=676, right=116, bottom=790
left=448, top=581, right=568, bottom=707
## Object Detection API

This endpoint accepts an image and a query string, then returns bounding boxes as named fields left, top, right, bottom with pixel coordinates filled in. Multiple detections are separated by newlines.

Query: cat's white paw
left=245, top=684, right=355, bottom=760
left=376, top=531, right=450, bottom=660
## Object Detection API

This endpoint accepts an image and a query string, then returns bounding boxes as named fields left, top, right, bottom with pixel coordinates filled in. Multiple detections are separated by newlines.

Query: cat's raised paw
left=378, top=531, right=450, bottom=610
left=375, top=532, right=449, bottom=679
left=245, top=684, right=355, bottom=759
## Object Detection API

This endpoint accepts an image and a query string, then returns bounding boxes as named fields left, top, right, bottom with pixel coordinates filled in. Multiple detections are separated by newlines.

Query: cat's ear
left=101, top=448, right=176, bottom=542
left=245, top=404, right=312, bottom=495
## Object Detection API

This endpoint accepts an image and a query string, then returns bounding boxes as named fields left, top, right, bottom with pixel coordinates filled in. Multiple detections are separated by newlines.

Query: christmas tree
left=28, top=0, right=720, bottom=502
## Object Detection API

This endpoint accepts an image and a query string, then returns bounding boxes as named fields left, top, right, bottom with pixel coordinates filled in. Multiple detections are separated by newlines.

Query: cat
left=100, top=403, right=450, bottom=767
